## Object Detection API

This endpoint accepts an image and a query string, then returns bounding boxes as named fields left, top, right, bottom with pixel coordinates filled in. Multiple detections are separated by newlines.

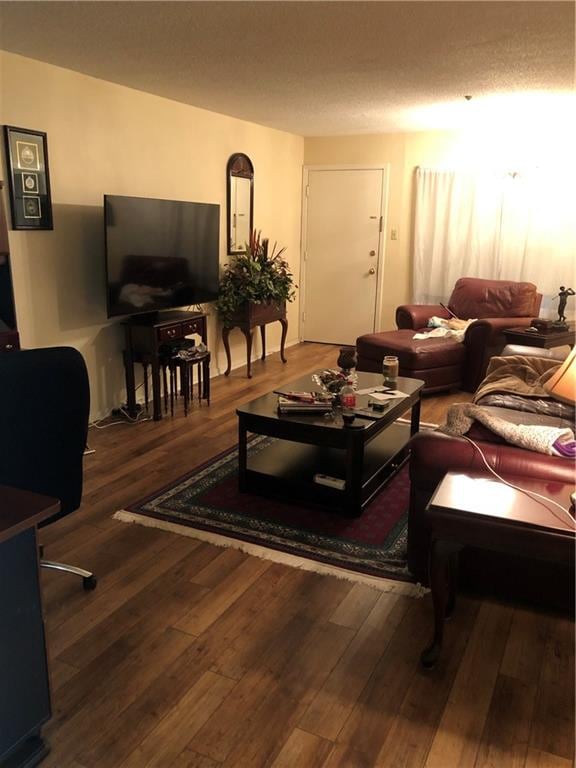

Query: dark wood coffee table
left=421, top=471, right=575, bottom=668
left=502, top=323, right=575, bottom=349
left=236, top=372, right=424, bottom=517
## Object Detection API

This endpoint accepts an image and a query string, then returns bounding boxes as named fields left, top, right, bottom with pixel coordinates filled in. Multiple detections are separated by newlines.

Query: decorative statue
left=556, top=286, right=575, bottom=325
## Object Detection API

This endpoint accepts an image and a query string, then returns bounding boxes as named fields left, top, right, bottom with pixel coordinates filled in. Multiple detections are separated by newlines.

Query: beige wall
left=304, top=126, right=575, bottom=329
left=0, top=51, right=304, bottom=419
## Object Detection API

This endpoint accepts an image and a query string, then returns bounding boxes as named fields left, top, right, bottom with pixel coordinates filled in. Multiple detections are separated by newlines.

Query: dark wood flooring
left=39, top=342, right=574, bottom=768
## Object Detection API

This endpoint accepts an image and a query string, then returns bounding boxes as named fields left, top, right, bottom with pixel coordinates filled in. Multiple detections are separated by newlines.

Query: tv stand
left=122, top=310, right=207, bottom=421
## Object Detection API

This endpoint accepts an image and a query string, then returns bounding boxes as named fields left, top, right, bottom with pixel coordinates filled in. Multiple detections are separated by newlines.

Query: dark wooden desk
left=122, top=310, right=207, bottom=421
left=503, top=323, right=575, bottom=349
left=0, top=485, right=59, bottom=768
left=421, top=472, right=575, bottom=668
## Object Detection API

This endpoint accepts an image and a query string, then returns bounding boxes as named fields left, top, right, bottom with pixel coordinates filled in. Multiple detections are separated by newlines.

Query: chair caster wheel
left=83, top=575, right=97, bottom=591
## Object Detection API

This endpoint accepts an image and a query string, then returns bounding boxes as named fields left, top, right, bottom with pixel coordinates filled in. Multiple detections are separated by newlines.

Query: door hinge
left=302, top=312, right=306, bottom=322
left=379, top=216, right=383, bottom=232
left=303, top=250, right=307, bottom=261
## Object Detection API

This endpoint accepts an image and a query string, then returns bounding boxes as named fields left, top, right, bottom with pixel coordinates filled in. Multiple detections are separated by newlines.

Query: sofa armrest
left=465, top=316, right=535, bottom=347
left=462, top=316, right=536, bottom=391
left=396, top=304, right=449, bottom=330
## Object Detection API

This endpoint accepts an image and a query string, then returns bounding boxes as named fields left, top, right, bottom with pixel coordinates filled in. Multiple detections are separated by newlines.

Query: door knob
left=368, top=267, right=376, bottom=275
left=369, top=250, right=376, bottom=256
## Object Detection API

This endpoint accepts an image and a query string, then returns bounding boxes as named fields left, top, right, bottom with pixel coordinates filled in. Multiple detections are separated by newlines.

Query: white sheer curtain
left=413, top=167, right=576, bottom=319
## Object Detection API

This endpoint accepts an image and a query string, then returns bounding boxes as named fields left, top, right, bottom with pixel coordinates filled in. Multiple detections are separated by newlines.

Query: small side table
left=502, top=323, right=575, bottom=349
left=421, top=472, right=575, bottom=668
left=168, top=351, right=210, bottom=416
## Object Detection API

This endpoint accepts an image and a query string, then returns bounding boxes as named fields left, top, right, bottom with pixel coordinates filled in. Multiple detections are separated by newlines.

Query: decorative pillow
left=448, top=277, right=537, bottom=319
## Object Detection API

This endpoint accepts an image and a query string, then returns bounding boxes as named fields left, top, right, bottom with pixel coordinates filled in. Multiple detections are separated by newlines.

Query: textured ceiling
left=0, top=1, right=574, bottom=135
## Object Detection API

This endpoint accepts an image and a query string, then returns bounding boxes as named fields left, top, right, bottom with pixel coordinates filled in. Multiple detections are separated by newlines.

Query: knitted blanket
left=441, top=403, right=575, bottom=457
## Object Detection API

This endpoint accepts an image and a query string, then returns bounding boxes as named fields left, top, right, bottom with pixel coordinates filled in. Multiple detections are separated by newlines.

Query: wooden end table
left=502, top=323, right=575, bottom=349
left=421, top=472, right=575, bottom=668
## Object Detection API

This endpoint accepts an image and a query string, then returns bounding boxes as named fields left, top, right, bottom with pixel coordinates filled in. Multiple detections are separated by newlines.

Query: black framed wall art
left=3, top=126, right=53, bottom=230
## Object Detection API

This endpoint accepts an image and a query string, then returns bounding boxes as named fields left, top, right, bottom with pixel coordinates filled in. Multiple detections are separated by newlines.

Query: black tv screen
left=104, top=194, right=220, bottom=318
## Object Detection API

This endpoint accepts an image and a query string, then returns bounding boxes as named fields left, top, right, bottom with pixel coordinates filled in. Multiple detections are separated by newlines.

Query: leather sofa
left=357, top=277, right=542, bottom=393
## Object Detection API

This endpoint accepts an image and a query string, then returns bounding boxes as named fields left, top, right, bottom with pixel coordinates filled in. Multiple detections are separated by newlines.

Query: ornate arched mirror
left=227, top=153, right=254, bottom=254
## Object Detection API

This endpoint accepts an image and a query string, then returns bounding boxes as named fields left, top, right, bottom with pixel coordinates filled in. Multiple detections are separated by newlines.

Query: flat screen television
left=104, top=194, right=220, bottom=318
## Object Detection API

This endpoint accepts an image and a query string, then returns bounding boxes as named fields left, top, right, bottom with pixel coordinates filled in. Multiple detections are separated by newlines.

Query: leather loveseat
left=357, top=277, right=542, bottom=393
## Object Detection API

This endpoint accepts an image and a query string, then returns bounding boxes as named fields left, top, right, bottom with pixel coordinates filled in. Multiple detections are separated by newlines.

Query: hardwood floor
left=39, top=343, right=574, bottom=768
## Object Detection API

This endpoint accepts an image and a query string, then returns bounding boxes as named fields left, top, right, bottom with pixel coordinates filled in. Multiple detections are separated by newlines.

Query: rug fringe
left=113, top=509, right=427, bottom=598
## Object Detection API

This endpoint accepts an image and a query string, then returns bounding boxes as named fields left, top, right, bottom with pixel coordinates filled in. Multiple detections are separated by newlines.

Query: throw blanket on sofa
left=413, top=316, right=475, bottom=343
left=473, top=355, right=562, bottom=401
left=440, top=403, right=575, bottom=457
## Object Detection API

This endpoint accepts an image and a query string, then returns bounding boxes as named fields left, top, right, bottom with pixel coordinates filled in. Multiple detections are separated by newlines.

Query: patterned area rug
left=115, top=436, right=420, bottom=591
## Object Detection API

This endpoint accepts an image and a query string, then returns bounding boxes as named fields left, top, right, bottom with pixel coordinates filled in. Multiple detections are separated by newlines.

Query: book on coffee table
left=277, top=396, right=332, bottom=414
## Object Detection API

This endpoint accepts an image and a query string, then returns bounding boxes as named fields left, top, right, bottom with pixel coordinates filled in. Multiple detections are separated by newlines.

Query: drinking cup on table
left=382, top=355, right=399, bottom=386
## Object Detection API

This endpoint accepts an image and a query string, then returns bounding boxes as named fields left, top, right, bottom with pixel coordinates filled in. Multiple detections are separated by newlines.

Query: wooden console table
left=122, top=310, right=207, bottom=421
left=0, top=485, right=59, bottom=768
left=421, top=472, right=575, bottom=668
left=222, top=301, right=287, bottom=379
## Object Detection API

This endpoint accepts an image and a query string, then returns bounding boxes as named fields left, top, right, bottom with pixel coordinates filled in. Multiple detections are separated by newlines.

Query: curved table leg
left=241, top=328, right=253, bottom=378
left=279, top=318, right=288, bottom=363
left=421, top=540, right=459, bottom=669
left=223, top=327, right=232, bottom=376
left=260, top=325, right=266, bottom=360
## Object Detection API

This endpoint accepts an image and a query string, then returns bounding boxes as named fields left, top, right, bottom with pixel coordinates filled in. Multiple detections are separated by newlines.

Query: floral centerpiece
left=216, top=230, right=296, bottom=327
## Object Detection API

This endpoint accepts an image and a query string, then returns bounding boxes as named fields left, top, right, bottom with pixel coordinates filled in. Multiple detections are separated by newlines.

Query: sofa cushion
left=448, top=277, right=538, bottom=319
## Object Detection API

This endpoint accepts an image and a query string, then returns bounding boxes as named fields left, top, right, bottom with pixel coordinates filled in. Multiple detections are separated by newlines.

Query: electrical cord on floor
left=460, top=434, right=574, bottom=526
left=89, top=406, right=151, bottom=430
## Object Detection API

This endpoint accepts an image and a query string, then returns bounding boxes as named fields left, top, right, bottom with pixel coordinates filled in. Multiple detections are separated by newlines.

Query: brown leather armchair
left=396, top=277, right=541, bottom=391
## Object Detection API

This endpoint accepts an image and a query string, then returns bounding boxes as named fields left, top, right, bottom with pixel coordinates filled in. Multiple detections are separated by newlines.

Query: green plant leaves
left=216, top=231, right=296, bottom=326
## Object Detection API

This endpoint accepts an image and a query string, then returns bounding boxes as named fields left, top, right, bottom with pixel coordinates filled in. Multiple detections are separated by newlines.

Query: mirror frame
left=226, top=153, right=254, bottom=255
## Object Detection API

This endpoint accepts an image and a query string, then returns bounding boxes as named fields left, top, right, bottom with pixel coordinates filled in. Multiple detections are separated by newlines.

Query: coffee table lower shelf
left=241, top=421, right=411, bottom=517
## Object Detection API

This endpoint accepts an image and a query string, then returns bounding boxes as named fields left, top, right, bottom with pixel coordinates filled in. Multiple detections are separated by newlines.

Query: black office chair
left=0, top=346, right=96, bottom=590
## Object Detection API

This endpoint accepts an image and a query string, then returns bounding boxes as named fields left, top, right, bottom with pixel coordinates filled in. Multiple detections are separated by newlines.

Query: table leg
left=421, top=539, right=459, bottom=668
left=445, top=552, right=459, bottom=619
left=161, top=365, right=168, bottom=413
left=122, top=349, right=138, bottom=418
left=410, top=393, right=422, bottom=436
left=241, top=328, right=253, bottom=378
left=344, top=436, right=364, bottom=518
left=151, top=356, right=162, bottom=421
left=223, top=327, right=232, bottom=376
left=279, top=318, right=288, bottom=363
left=238, top=416, right=248, bottom=492
left=204, top=355, right=211, bottom=404
left=143, top=363, right=150, bottom=412
left=260, top=325, right=266, bottom=360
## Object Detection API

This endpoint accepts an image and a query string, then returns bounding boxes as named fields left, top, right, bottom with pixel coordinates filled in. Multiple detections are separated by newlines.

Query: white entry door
left=301, top=167, right=387, bottom=345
